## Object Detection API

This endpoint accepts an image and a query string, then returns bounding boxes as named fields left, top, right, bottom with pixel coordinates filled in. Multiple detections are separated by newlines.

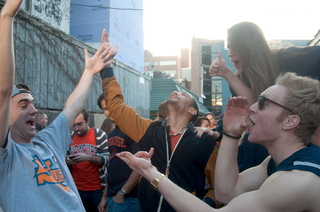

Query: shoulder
left=260, top=169, right=320, bottom=210
left=93, top=127, right=108, bottom=139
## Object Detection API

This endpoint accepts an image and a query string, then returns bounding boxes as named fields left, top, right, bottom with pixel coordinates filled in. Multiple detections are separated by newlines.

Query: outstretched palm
left=84, top=45, right=113, bottom=75
left=223, top=97, right=249, bottom=137
left=101, top=29, right=119, bottom=62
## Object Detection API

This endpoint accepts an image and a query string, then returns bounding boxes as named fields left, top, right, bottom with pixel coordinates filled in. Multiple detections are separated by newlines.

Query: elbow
left=215, top=189, right=234, bottom=204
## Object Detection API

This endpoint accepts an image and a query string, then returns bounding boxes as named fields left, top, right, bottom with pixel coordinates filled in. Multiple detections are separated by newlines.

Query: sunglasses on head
left=257, top=96, right=293, bottom=113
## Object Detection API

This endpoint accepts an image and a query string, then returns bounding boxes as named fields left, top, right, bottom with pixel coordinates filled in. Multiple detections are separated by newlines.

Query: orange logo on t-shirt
left=32, top=155, right=70, bottom=192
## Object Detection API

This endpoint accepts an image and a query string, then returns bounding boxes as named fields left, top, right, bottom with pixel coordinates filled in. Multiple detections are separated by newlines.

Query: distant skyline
left=143, top=0, right=319, bottom=57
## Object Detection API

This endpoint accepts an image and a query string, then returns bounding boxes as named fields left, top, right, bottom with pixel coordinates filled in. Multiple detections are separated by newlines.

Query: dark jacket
left=138, top=120, right=216, bottom=212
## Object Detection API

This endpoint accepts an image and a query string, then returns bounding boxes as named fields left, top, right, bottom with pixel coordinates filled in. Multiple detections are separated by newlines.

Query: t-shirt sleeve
left=35, top=113, right=71, bottom=155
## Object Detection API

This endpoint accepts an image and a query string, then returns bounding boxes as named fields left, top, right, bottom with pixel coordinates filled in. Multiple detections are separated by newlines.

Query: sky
left=143, top=0, right=319, bottom=57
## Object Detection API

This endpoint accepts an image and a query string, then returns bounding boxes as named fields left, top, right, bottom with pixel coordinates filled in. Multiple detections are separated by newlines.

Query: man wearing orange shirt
left=67, top=108, right=109, bottom=212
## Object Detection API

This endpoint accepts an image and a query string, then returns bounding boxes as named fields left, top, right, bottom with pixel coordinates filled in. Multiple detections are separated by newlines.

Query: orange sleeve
left=102, top=77, right=153, bottom=143
left=204, top=145, right=224, bottom=208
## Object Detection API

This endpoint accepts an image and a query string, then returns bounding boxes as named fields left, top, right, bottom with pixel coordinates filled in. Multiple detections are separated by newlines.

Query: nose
left=172, top=91, right=179, bottom=95
left=30, top=104, right=38, bottom=115
left=73, top=125, right=79, bottom=131
left=227, top=48, right=234, bottom=58
left=249, top=102, right=259, bottom=114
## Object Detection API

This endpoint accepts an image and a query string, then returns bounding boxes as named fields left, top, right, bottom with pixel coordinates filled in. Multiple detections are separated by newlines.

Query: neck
left=166, top=113, right=190, bottom=134
left=266, top=134, right=306, bottom=165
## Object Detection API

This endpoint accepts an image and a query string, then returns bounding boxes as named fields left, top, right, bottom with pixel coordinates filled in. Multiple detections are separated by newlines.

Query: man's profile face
left=73, top=113, right=89, bottom=137
left=100, top=100, right=114, bottom=121
left=248, top=85, right=288, bottom=144
left=10, top=93, right=38, bottom=142
left=167, top=91, right=194, bottom=112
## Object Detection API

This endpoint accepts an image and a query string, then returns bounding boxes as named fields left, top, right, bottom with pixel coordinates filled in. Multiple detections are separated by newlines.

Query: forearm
left=101, top=70, right=152, bottom=142
left=62, top=69, right=93, bottom=129
left=224, top=71, right=256, bottom=106
left=0, top=7, right=16, bottom=148
left=121, top=171, right=140, bottom=194
left=214, top=136, right=241, bottom=203
left=148, top=169, right=216, bottom=212
left=87, top=155, right=104, bottom=166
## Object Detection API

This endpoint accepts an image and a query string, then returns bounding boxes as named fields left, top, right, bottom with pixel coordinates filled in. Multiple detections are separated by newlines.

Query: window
left=212, top=80, right=222, bottom=93
left=159, top=61, right=176, bottom=66
left=212, top=94, right=222, bottom=106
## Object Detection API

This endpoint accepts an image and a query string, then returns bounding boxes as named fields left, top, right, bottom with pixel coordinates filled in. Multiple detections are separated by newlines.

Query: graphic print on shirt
left=32, top=155, right=70, bottom=192
left=69, top=144, right=97, bottom=155
left=108, top=136, right=126, bottom=160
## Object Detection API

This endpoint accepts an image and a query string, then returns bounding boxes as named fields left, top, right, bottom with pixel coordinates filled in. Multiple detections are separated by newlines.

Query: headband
left=11, top=85, right=33, bottom=98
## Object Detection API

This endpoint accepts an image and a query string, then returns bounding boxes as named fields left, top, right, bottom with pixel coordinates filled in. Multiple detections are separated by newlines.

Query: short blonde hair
left=276, top=72, right=320, bottom=145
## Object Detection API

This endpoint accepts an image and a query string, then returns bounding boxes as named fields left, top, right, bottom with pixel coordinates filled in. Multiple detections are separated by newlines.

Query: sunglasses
left=257, top=96, right=293, bottom=113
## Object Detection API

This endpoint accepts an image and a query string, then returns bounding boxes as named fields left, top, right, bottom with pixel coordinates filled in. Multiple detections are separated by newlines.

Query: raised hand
left=116, top=148, right=156, bottom=182
left=1, top=0, right=23, bottom=18
left=223, top=97, right=249, bottom=137
left=209, top=51, right=232, bottom=78
left=84, top=45, right=113, bottom=75
left=101, top=29, right=119, bottom=60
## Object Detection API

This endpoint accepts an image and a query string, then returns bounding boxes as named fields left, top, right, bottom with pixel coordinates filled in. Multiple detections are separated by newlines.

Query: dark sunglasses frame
left=257, top=96, right=293, bottom=113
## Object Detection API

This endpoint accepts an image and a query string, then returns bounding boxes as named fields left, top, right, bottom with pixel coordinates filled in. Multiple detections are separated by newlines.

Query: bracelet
left=222, top=130, right=241, bottom=139
left=102, top=194, right=108, bottom=198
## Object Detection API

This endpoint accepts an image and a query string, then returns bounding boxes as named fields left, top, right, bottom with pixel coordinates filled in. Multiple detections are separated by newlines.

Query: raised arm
left=209, top=52, right=256, bottom=106
left=100, top=30, right=152, bottom=142
left=0, top=0, right=23, bottom=148
left=62, top=45, right=113, bottom=129
left=214, top=97, right=269, bottom=203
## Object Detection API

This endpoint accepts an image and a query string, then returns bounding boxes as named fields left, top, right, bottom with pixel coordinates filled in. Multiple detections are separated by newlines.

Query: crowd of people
left=1, top=0, right=320, bottom=211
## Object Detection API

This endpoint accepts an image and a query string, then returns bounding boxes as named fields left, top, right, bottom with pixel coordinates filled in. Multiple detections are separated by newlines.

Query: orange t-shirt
left=70, top=128, right=101, bottom=191
left=169, top=130, right=183, bottom=151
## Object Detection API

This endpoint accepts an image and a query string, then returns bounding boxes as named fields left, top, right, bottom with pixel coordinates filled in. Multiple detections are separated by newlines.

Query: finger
left=96, top=44, right=106, bottom=56
left=242, top=97, right=250, bottom=111
left=218, top=51, right=224, bottom=62
left=197, top=131, right=204, bottom=138
left=225, top=97, right=233, bottom=111
left=106, top=32, right=110, bottom=42
left=114, top=44, right=119, bottom=51
left=83, top=49, right=89, bottom=61
left=194, top=127, right=199, bottom=133
left=148, top=147, right=154, bottom=158
left=101, top=28, right=106, bottom=43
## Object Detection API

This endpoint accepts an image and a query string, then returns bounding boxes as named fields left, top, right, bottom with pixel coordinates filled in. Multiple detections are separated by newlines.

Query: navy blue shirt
left=267, top=143, right=320, bottom=177
left=107, top=126, right=139, bottom=198
left=238, top=133, right=269, bottom=172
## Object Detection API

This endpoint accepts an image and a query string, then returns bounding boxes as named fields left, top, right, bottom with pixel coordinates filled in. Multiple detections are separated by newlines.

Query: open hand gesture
left=223, top=97, right=249, bottom=137
left=101, top=29, right=119, bottom=61
left=84, top=45, right=113, bottom=75
left=116, top=148, right=156, bottom=181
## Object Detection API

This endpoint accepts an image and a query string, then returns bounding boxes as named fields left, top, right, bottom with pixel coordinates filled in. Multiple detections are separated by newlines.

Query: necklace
left=169, top=127, right=187, bottom=137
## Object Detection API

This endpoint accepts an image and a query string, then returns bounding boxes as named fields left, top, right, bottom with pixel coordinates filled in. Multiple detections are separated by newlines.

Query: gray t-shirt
left=0, top=113, right=85, bottom=212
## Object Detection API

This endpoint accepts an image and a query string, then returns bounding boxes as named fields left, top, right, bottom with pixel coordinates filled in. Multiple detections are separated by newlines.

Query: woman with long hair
left=210, top=22, right=320, bottom=106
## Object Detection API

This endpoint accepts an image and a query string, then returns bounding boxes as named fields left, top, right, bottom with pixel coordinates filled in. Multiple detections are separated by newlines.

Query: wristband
left=119, top=188, right=126, bottom=196
left=151, top=173, right=165, bottom=190
left=222, top=130, right=241, bottom=139
left=102, top=194, right=108, bottom=198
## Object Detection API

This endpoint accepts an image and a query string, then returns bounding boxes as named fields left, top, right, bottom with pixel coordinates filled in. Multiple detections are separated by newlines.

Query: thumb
left=218, top=51, right=224, bottom=62
left=83, top=49, right=89, bottom=61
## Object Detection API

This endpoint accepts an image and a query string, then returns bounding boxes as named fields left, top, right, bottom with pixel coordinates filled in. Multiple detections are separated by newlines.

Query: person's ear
left=188, top=108, right=197, bottom=116
left=87, top=118, right=90, bottom=124
left=282, top=115, right=300, bottom=130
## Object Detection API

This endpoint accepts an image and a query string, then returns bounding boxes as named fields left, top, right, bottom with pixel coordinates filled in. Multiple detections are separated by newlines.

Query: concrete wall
left=3, top=1, right=151, bottom=129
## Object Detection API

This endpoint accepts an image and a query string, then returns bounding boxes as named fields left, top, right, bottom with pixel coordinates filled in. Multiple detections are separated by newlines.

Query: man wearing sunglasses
left=117, top=72, right=320, bottom=212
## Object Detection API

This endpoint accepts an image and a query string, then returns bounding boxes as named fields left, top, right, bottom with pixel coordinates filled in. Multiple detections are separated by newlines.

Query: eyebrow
left=18, top=98, right=34, bottom=104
